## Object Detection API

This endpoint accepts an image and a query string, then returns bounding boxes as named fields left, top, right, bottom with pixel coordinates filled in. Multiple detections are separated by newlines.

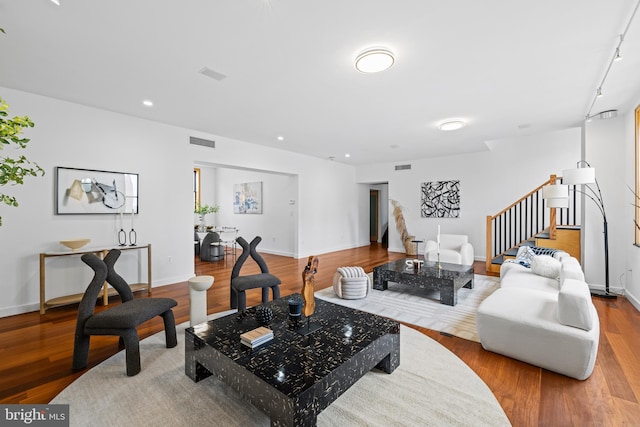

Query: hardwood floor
left=1, top=244, right=638, bottom=426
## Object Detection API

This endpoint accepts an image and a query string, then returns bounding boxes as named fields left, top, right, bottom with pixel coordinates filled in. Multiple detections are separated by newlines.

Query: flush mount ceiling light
left=438, top=120, right=466, bottom=131
left=355, top=48, right=395, bottom=73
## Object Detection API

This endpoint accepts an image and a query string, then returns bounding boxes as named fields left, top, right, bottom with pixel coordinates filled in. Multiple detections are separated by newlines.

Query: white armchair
left=424, top=234, right=474, bottom=265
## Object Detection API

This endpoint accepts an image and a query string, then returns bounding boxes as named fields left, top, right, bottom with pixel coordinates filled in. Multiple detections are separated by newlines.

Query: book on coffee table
left=240, top=326, right=274, bottom=348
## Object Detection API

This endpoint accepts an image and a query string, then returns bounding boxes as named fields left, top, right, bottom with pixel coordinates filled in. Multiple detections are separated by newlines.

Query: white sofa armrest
left=558, top=279, right=594, bottom=331
left=459, top=242, right=474, bottom=265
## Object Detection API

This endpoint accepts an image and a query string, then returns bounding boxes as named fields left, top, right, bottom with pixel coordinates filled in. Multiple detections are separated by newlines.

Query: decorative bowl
left=60, top=238, right=91, bottom=251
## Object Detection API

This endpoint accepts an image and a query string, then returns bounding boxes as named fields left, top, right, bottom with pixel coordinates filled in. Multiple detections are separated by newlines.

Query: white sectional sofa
left=477, top=247, right=599, bottom=380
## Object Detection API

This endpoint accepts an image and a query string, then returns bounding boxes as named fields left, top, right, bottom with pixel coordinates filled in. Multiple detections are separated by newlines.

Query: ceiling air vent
left=190, top=136, right=215, bottom=149
left=395, top=164, right=411, bottom=171
left=199, top=66, right=227, bottom=81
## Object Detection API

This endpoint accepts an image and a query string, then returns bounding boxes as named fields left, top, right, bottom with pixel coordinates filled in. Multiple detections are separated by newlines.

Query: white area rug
left=316, top=274, right=500, bottom=342
left=51, top=312, right=510, bottom=427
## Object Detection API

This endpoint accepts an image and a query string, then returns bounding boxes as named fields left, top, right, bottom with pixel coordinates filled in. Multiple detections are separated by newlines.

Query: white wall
left=0, top=87, right=363, bottom=317
left=356, top=128, right=582, bottom=259
left=584, top=116, right=628, bottom=295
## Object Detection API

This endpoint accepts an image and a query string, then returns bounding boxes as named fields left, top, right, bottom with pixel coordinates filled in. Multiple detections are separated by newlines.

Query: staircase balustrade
left=485, top=175, right=579, bottom=274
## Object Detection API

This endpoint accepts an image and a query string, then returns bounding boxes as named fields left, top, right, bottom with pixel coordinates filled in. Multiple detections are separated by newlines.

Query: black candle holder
left=129, top=228, right=137, bottom=246
left=118, top=228, right=127, bottom=246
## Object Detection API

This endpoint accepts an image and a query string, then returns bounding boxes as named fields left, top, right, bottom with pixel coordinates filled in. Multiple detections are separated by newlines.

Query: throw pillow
left=513, top=246, right=536, bottom=268
left=531, top=255, right=561, bottom=279
left=530, top=246, right=559, bottom=257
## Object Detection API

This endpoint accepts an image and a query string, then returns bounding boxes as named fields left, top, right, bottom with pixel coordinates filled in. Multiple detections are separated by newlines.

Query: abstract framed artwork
left=421, top=180, right=460, bottom=218
left=55, top=167, right=139, bottom=215
left=233, top=181, right=262, bottom=214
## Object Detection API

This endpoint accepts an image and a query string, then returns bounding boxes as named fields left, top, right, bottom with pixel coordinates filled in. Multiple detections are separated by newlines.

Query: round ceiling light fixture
left=355, top=47, right=395, bottom=73
left=438, top=120, right=466, bottom=131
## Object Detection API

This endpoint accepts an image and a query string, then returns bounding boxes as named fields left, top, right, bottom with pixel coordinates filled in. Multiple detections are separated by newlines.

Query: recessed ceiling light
left=438, top=120, right=466, bottom=131
left=345, top=153, right=351, bottom=158
left=51, top=0, right=60, bottom=5
left=355, top=48, right=395, bottom=73
left=142, top=100, right=154, bottom=107
left=277, top=136, right=284, bottom=141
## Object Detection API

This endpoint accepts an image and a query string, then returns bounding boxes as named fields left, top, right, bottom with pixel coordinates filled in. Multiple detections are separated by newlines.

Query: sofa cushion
left=500, top=263, right=560, bottom=292
left=558, top=279, right=594, bottom=331
left=531, top=255, right=561, bottom=279
left=559, top=257, right=585, bottom=284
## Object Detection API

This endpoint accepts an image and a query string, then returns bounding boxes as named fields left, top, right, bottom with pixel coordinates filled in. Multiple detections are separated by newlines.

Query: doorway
left=370, top=190, right=379, bottom=242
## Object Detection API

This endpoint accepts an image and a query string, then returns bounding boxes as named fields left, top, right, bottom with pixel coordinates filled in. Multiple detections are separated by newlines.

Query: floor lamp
left=547, top=161, right=617, bottom=298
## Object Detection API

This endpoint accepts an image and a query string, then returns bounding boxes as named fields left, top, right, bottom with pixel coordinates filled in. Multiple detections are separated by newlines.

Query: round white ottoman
left=188, top=275, right=214, bottom=326
left=333, top=266, right=369, bottom=299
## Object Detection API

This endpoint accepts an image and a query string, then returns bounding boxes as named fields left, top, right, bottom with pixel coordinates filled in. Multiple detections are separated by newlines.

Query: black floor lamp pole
left=583, top=185, right=616, bottom=299
left=590, top=219, right=616, bottom=298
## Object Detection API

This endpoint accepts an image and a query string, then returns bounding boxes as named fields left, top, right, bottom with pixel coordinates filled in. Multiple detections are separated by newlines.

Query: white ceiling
left=1, top=0, right=640, bottom=165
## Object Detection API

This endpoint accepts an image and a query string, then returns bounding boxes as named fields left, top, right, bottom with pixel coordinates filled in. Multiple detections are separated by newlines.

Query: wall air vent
left=199, top=66, right=227, bottom=81
left=395, top=164, right=411, bottom=171
left=190, top=136, right=216, bottom=149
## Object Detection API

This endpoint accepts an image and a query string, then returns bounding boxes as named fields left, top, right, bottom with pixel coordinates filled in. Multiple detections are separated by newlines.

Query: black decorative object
left=254, top=305, right=274, bottom=325
left=288, top=297, right=303, bottom=320
left=118, top=228, right=127, bottom=246
left=129, top=228, right=137, bottom=246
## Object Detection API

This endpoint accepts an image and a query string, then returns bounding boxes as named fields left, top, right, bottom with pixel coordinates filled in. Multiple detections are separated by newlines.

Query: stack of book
left=240, top=326, right=274, bottom=348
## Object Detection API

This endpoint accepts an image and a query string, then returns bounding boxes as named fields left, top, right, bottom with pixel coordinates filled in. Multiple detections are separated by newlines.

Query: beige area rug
left=316, top=274, right=500, bottom=342
left=51, top=312, right=510, bottom=427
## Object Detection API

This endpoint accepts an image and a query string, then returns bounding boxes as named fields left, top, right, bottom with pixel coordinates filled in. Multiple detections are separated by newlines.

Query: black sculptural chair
left=72, top=249, right=178, bottom=376
left=200, top=232, right=224, bottom=262
left=230, top=236, right=281, bottom=311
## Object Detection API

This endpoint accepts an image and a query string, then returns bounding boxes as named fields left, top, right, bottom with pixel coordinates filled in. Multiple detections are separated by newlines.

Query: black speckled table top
left=373, top=259, right=474, bottom=306
left=185, top=294, right=400, bottom=426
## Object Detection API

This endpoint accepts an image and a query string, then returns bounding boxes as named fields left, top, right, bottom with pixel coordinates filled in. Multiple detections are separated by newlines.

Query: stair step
left=491, top=255, right=505, bottom=265
left=506, top=248, right=519, bottom=256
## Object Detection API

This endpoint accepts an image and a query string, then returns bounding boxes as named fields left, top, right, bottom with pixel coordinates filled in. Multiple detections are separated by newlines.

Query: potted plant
left=194, top=203, right=219, bottom=231
left=0, top=96, right=44, bottom=226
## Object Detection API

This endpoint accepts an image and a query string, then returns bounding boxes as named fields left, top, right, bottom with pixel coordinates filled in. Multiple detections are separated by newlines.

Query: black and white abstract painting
left=421, top=180, right=460, bottom=218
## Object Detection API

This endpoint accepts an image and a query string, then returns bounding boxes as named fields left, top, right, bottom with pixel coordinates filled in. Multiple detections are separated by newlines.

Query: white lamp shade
left=562, top=167, right=595, bottom=185
left=546, top=198, right=570, bottom=208
left=542, top=184, right=569, bottom=199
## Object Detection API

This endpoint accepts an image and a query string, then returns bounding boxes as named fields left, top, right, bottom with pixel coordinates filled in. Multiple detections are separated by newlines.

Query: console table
left=39, top=244, right=152, bottom=314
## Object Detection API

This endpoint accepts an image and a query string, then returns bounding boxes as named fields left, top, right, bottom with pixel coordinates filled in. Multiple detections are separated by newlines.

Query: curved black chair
left=230, top=236, right=281, bottom=311
left=72, top=249, right=178, bottom=376
left=194, top=231, right=200, bottom=256
left=200, top=232, right=224, bottom=262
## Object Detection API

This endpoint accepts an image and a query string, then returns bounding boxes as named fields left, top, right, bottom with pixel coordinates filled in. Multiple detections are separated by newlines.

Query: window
left=194, top=168, right=201, bottom=211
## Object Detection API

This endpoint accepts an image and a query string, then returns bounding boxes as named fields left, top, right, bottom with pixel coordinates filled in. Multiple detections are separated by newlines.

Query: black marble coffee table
left=185, top=295, right=400, bottom=426
left=373, top=259, right=474, bottom=306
